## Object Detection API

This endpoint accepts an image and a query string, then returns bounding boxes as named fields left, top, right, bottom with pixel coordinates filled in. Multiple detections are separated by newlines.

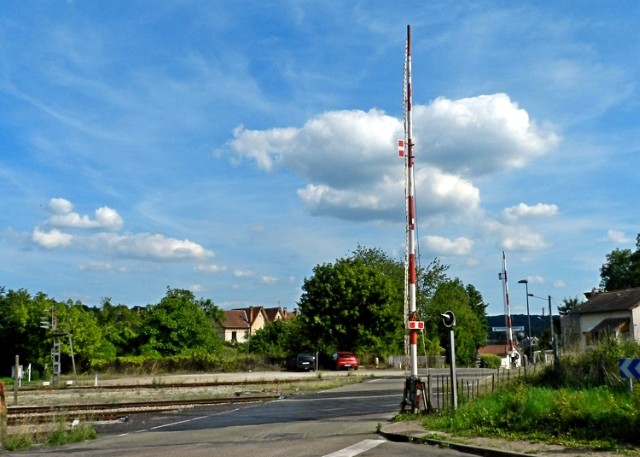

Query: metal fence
left=425, top=364, right=545, bottom=411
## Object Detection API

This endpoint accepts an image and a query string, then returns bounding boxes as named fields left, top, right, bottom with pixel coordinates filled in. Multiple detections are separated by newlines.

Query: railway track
left=7, top=394, right=281, bottom=426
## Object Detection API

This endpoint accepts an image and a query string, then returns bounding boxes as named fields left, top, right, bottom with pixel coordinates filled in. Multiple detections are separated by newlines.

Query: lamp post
left=517, top=279, right=533, bottom=364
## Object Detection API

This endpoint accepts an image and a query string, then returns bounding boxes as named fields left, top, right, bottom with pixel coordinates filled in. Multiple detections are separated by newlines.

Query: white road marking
left=279, top=393, right=399, bottom=402
left=147, top=414, right=210, bottom=431
left=322, top=439, right=386, bottom=457
left=116, top=407, right=242, bottom=436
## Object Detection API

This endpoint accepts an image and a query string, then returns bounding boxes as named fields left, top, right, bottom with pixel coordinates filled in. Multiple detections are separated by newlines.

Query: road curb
left=378, top=428, right=535, bottom=457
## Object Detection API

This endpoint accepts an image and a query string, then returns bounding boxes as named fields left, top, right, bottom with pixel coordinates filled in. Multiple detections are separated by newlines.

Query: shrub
left=479, top=354, right=501, bottom=369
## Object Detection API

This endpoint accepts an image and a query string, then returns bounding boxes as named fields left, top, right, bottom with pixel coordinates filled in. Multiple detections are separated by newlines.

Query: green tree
left=93, top=297, right=145, bottom=357
left=421, top=279, right=487, bottom=366
left=600, top=234, right=640, bottom=291
left=558, top=296, right=583, bottom=316
left=0, top=288, right=53, bottom=376
left=465, top=283, right=488, bottom=338
left=416, top=258, right=450, bottom=312
left=51, top=299, right=104, bottom=371
left=298, top=257, right=404, bottom=355
left=249, top=318, right=306, bottom=356
left=140, top=287, right=222, bottom=356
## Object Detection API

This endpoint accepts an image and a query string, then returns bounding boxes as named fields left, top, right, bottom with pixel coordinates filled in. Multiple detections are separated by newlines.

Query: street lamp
left=517, top=279, right=533, bottom=364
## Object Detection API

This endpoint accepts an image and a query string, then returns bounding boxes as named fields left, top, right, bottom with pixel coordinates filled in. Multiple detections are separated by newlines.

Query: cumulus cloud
left=48, top=197, right=74, bottom=214
left=417, top=93, right=560, bottom=176
left=260, top=275, right=278, bottom=285
left=484, top=213, right=552, bottom=253
left=46, top=198, right=124, bottom=230
left=501, top=228, right=549, bottom=251
left=424, top=235, right=474, bottom=255
left=227, top=94, right=557, bottom=223
left=32, top=227, right=73, bottom=248
left=91, top=232, right=213, bottom=260
left=503, top=203, right=559, bottom=221
left=32, top=198, right=212, bottom=261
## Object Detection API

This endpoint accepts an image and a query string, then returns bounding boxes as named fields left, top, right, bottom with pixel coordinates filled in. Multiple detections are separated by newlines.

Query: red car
left=332, top=351, right=359, bottom=370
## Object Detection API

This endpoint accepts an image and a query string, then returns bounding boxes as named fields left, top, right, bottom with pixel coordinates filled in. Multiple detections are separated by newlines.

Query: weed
left=48, top=421, right=96, bottom=446
left=4, top=433, right=34, bottom=451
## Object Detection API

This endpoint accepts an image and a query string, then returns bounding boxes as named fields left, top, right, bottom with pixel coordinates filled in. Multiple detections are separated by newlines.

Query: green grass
left=47, top=422, right=97, bottom=446
left=4, top=422, right=97, bottom=451
left=411, top=340, right=640, bottom=450
left=420, top=383, right=640, bottom=448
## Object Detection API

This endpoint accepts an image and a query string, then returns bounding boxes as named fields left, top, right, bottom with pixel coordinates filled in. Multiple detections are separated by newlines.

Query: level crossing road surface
left=6, top=369, right=496, bottom=457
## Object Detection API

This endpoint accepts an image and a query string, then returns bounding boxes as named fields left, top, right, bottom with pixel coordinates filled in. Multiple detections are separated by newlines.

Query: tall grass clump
left=47, top=422, right=97, bottom=446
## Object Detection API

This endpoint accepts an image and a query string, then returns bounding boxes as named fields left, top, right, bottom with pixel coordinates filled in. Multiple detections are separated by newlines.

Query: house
left=562, top=287, right=640, bottom=348
left=218, top=307, right=267, bottom=343
left=477, top=344, right=521, bottom=369
left=218, top=306, right=297, bottom=343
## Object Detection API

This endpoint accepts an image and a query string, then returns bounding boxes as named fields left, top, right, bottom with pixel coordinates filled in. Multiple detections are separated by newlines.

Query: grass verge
left=415, top=383, right=640, bottom=451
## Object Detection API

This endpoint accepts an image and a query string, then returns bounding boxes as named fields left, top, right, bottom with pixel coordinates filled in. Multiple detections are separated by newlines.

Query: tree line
left=0, top=287, right=226, bottom=378
left=1, top=246, right=491, bottom=378
left=5, top=233, right=635, bottom=379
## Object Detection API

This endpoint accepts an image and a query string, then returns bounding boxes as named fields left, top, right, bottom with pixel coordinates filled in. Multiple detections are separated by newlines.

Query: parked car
left=332, top=351, right=359, bottom=370
left=286, top=353, right=316, bottom=371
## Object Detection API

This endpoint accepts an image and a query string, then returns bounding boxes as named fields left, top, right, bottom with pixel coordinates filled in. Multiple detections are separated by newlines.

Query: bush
left=88, top=350, right=284, bottom=375
left=479, top=354, right=501, bottom=369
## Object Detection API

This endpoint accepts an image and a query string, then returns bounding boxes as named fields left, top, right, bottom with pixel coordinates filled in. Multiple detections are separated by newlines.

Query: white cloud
left=424, top=235, right=474, bottom=255
left=606, top=229, right=631, bottom=244
left=189, top=283, right=206, bottom=293
left=261, top=275, right=278, bottom=285
left=229, top=109, right=400, bottom=183
left=91, top=232, right=213, bottom=260
left=194, top=264, right=227, bottom=273
left=417, top=94, right=560, bottom=177
left=504, top=203, right=559, bottom=221
left=32, top=227, right=73, bottom=248
left=228, top=94, right=556, bottom=223
left=501, top=228, right=549, bottom=251
left=48, top=198, right=74, bottom=214
left=32, top=198, right=211, bottom=261
left=521, top=274, right=545, bottom=284
left=46, top=198, right=124, bottom=230
left=233, top=269, right=254, bottom=278
left=79, top=261, right=113, bottom=271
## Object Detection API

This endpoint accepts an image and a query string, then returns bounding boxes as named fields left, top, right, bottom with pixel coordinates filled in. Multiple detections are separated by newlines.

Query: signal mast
left=400, top=24, right=427, bottom=413
left=499, top=251, right=519, bottom=367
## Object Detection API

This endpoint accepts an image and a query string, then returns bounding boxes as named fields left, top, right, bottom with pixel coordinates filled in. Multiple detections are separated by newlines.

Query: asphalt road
left=6, top=371, right=484, bottom=457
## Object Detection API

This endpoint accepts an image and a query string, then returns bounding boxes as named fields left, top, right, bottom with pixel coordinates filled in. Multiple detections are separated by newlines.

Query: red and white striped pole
left=405, top=24, right=419, bottom=380
left=500, top=251, right=516, bottom=361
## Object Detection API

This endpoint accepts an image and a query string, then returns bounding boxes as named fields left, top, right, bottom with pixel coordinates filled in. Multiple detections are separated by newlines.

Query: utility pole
left=549, top=295, right=558, bottom=365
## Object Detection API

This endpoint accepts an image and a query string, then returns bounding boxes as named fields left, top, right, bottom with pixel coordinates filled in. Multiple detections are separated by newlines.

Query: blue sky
left=1, top=1, right=638, bottom=316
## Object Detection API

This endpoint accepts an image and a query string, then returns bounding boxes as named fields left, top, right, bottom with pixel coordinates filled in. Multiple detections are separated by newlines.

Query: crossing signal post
left=401, top=314, right=428, bottom=413
left=442, top=311, right=458, bottom=410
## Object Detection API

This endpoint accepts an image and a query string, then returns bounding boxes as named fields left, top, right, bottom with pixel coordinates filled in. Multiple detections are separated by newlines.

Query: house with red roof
left=218, top=306, right=297, bottom=343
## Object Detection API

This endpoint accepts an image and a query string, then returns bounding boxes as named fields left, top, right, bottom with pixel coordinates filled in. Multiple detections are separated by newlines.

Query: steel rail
left=7, top=394, right=280, bottom=426
left=18, top=377, right=322, bottom=393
